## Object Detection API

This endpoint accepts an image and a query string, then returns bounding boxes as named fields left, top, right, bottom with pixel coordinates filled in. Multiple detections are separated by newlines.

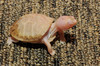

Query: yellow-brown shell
left=10, top=14, right=54, bottom=43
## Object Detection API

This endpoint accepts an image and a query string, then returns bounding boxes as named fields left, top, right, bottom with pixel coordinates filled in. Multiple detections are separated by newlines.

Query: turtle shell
left=10, top=14, right=54, bottom=43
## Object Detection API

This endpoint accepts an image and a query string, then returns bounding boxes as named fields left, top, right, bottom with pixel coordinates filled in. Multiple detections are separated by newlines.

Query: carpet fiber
left=0, top=0, right=99, bottom=66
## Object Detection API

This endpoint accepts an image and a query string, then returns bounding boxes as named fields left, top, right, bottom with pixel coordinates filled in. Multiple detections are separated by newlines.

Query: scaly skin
left=42, top=16, right=77, bottom=56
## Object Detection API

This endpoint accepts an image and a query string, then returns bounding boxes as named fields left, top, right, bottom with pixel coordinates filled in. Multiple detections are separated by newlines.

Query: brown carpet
left=0, top=0, right=99, bottom=66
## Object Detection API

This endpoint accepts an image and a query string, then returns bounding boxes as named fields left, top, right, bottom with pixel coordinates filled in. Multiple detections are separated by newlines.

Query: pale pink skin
left=42, top=16, right=77, bottom=55
left=7, top=16, right=77, bottom=56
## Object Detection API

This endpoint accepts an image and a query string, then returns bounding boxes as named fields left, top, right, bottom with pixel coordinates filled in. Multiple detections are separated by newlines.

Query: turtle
left=7, top=14, right=77, bottom=56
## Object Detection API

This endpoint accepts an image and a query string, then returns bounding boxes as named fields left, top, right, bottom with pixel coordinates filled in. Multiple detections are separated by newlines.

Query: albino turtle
left=7, top=14, right=77, bottom=56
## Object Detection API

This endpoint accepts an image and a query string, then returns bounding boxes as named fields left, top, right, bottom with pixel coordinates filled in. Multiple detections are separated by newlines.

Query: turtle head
left=55, top=16, right=77, bottom=31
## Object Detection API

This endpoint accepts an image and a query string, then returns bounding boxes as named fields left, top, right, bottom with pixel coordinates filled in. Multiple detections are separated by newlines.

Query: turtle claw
left=60, top=40, right=66, bottom=44
left=50, top=50, right=55, bottom=56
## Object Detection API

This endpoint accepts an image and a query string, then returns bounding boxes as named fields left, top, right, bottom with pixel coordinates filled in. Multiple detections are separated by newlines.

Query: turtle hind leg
left=7, top=37, right=18, bottom=45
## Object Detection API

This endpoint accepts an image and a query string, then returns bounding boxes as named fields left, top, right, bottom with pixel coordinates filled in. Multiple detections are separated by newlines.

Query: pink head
left=55, top=16, right=77, bottom=30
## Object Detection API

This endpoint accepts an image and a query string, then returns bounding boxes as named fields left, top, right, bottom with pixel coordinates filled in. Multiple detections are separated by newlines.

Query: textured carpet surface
left=0, top=0, right=99, bottom=66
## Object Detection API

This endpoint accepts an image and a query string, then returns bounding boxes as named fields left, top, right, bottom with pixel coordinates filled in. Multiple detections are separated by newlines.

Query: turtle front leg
left=7, top=37, right=19, bottom=45
left=58, top=30, right=66, bottom=43
left=42, top=37, right=55, bottom=56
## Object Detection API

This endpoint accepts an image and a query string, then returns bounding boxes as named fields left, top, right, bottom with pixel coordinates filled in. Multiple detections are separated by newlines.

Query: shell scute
left=10, top=14, right=54, bottom=42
